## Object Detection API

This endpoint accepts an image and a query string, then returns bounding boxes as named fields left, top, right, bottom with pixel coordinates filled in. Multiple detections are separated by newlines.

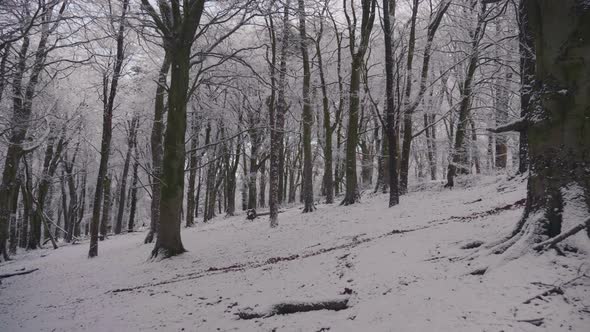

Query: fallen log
left=0, top=268, right=39, bottom=279
left=246, top=209, right=284, bottom=220
left=236, top=297, right=349, bottom=319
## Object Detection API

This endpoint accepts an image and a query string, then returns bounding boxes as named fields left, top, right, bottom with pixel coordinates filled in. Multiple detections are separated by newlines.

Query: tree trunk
left=490, top=0, right=590, bottom=258
left=517, top=0, right=534, bottom=174
left=383, top=0, right=399, bottom=206
left=298, top=0, right=315, bottom=213
left=115, top=116, right=138, bottom=234
left=258, top=159, right=266, bottom=208
left=89, top=0, right=129, bottom=257
left=152, top=44, right=190, bottom=258
left=185, top=111, right=199, bottom=227
left=145, top=54, right=170, bottom=244
left=446, top=3, right=487, bottom=188
left=127, top=148, right=139, bottom=232
left=99, top=175, right=111, bottom=240
left=270, top=1, right=289, bottom=226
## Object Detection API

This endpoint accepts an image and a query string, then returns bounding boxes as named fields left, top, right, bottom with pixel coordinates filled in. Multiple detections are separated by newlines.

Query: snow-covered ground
left=1, top=176, right=589, bottom=331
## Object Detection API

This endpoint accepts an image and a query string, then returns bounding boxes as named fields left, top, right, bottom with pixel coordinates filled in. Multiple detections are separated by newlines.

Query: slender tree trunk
left=185, top=111, right=199, bottom=227
left=446, top=3, right=487, bottom=188
left=127, top=148, right=139, bottom=232
left=115, top=116, right=138, bottom=234
left=99, top=175, right=111, bottom=240
left=298, top=0, right=315, bottom=212
left=89, top=0, right=129, bottom=258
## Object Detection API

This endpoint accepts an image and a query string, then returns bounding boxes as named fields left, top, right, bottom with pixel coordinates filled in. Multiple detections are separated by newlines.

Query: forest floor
left=1, top=175, right=589, bottom=332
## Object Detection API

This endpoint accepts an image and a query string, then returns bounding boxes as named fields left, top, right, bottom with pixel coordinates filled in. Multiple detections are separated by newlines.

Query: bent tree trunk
left=491, top=0, right=590, bottom=258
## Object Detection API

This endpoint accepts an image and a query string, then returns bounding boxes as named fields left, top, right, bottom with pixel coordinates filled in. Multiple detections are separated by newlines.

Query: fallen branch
left=533, top=218, right=589, bottom=251
left=517, top=317, right=544, bottom=327
left=236, top=297, right=349, bottom=320
left=0, top=268, right=39, bottom=279
left=523, top=274, right=588, bottom=304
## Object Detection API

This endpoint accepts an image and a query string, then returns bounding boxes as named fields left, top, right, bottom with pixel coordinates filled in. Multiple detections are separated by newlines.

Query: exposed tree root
left=236, top=298, right=349, bottom=319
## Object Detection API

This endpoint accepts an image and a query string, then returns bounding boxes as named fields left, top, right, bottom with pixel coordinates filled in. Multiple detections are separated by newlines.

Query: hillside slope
left=1, top=176, right=588, bottom=331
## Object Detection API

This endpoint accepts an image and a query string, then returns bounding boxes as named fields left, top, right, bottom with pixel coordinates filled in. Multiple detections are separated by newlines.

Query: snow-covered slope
left=1, top=176, right=588, bottom=331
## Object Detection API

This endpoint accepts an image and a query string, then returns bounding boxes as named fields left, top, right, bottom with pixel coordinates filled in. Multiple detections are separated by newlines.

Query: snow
left=1, top=175, right=589, bottom=332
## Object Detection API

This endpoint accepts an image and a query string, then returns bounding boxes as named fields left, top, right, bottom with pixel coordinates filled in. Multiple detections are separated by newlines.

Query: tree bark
left=491, top=0, right=590, bottom=257
left=115, top=115, right=138, bottom=234
left=89, top=0, right=129, bottom=257
left=298, top=0, right=315, bottom=213
left=145, top=54, right=170, bottom=244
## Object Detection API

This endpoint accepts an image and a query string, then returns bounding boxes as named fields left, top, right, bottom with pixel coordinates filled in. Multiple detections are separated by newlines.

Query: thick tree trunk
left=152, top=44, right=190, bottom=258
left=383, top=0, right=399, bottom=207
left=490, top=0, right=590, bottom=258
left=342, top=56, right=362, bottom=205
left=145, top=54, right=170, bottom=244
left=517, top=0, right=534, bottom=174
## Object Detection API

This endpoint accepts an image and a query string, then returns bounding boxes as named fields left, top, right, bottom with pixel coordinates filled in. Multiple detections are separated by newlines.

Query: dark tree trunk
left=145, top=54, right=170, bottom=244
left=127, top=148, right=139, bottom=232
left=115, top=116, right=138, bottom=234
left=490, top=0, right=590, bottom=258
left=89, top=0, right=129, bottom=257
left=185, top=111, right=200, bottom=227
left=153, top=45, right=190, bottom=257
left=383, top=0, right=399, bottom=206
left=0, top=1, right=57, bottom=259
left=446, top=3, right=487, bottom=188
left=258, top=159, right=266, bottom=208
left=517, top=0, right=534, bottom=174
left=99, top=175, right=111, bottom=240
left=298, top=0, right=315, bottom=213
